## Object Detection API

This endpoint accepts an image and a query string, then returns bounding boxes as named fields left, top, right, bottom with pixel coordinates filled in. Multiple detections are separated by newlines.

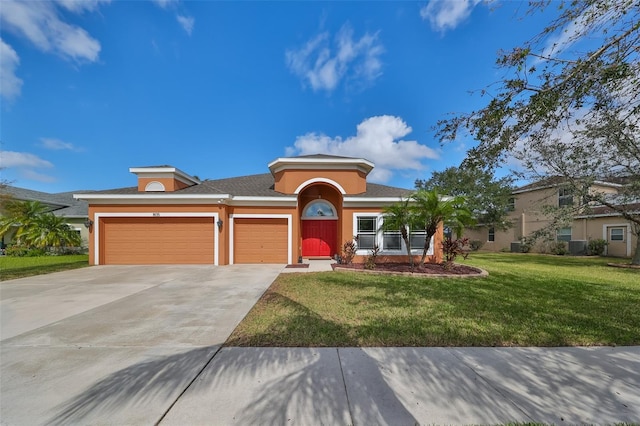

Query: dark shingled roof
left=183, top=174, right=283, bottom=196
left=588, top=203, right=640, bottom=215
left=1, top=186, right=89, bottom=217
left=84, top=173, right=412, bottom=198
left=515, top=176, right=629, bottom=193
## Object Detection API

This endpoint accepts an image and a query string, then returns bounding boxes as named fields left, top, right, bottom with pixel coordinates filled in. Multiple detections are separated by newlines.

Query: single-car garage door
left=101, top=217, right=215, bottom=264
left=234, top=218, right=288, bottom=263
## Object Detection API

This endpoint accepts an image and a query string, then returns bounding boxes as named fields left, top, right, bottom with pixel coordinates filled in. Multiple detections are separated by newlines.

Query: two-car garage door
left=101, top=217, right=215, bottom=264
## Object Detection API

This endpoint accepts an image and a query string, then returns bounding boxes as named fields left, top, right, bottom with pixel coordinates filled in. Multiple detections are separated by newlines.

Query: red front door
left=302, top=220, right=337, bottom=257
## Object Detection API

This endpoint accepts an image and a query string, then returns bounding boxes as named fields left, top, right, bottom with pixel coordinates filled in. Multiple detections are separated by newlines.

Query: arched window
left=302, top=200, right=337, bottom=219
left=145, top=181, right=165, bottom=192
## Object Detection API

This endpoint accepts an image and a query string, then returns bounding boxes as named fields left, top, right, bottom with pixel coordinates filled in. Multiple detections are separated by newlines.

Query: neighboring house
left=464, top=177, right=638, bottom=258
left=75, top=155, right=443, bottom=265
left=0, top=186, right=91, bottom=248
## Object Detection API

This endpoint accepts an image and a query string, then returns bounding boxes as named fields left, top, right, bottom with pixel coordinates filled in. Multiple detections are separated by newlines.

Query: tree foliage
left=0, top=200, right=81, bottom=253
left=415, top=166, right=514, bottom=230
left=410, top=189, right=475, bottom=265
left=382, top=190, right=474, bottom=267
left=434, top=0, right=640, bottom=264
left=382, top=197, right=419, bottom=271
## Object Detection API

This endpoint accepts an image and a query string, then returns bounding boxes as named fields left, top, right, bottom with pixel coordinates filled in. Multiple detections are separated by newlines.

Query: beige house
left=464, top=177, right=638, bottom=258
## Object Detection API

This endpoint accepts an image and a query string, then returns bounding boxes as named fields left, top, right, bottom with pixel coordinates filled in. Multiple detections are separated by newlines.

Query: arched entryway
left=301, top=199, right=338, bottom=257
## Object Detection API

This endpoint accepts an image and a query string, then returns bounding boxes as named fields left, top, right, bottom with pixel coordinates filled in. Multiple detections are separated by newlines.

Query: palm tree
left=24, top=213, right=81, bottom=252
left=411, top=189, right=474, bottom=266
left=382, top=197, right=419, bottom=271
left=0, top=200, right=49, bottom=246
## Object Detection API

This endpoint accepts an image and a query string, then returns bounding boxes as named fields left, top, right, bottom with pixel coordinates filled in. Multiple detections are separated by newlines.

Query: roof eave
left=268, top=157, right=375, bottom=176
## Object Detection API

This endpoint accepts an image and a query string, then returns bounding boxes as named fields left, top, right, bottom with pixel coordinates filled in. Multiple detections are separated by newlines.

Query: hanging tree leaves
left=435, top=0, right=640, bottom=263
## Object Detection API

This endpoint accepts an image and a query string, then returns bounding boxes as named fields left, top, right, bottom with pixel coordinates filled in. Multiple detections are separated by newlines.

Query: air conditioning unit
left=568, top=240, right=587, bottom=256
left=510, top=242, right=521, bottom=253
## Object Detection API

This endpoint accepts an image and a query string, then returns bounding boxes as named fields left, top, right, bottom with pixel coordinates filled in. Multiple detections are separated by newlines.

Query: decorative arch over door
left=301, top=200, right=338, bottom=257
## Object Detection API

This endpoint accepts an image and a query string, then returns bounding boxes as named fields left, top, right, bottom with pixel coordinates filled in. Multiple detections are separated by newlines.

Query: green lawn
left=226, top=253, right=640, bottom=347
left=0, top=255, right=90, bottom=281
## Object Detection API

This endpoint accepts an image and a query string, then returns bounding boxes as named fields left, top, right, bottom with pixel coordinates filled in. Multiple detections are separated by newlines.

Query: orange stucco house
left=75, top=155, right=442, bottom=265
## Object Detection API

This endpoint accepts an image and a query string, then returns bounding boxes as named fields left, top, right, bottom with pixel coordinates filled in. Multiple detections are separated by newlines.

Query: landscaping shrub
left=519, top=237, right=534, bottom=253
left=550, top=241, right=568, bottom=256
left=364, top=245, right=380, bottom=270
left=442, top=237, right=470, bottom=268
left=469, top=240, right=484, bottom=251
left=5, top=245, right=48, bottom=257
left=341, top=240, right=357, bottom=264
left=588, top=238, right=607, bottom=256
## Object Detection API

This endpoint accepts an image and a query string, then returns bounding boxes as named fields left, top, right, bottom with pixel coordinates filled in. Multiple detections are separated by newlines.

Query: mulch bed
left=332, top=262, right=485, bottom=277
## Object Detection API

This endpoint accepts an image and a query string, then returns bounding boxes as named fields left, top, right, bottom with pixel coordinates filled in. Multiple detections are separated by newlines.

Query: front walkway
left=280, top=259, right=335, bottom=273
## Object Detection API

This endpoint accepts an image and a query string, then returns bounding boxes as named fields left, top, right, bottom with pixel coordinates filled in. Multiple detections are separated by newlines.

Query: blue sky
left=1, top=0, right=557, bottom=193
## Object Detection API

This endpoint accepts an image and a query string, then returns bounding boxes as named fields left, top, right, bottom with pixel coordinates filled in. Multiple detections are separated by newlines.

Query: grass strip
left=0, top=255, right=90, bottom=281
left=227, top=253, right=640, bottom=347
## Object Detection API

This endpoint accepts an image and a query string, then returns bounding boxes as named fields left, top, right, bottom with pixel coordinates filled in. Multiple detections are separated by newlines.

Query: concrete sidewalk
left=159, top=346, right=640, bottom=425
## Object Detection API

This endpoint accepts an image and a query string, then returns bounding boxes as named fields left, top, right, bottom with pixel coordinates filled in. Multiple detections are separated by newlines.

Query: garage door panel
left=102, top=217, right=215, bottom=264
left=234, top=218, right=288, bottom=264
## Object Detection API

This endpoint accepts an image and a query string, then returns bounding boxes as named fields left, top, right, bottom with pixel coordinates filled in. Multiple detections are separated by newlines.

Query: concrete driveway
left=0, top=264, right=283, bottom=425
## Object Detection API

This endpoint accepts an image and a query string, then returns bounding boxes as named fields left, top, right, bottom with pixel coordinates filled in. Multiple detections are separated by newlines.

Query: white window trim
left=352, top=213, right=434, bottom=256
left=558, top=188, right=573, bottom=207
left=229, top=214, right=292, bottom=265
left=488, top=227, right=495, bottom=242
left=92, top=212, right=219, bottom=266
left=557, top=227, right=572, bottom=242
left=610, top=228, right=625, bottom=241
left=602, top=223, right=631, bottom=257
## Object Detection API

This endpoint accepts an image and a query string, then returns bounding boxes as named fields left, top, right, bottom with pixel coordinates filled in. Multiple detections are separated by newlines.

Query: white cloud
left=20, top=169, right=57, bottom=183
left=39, top=137, right=81, bottom=151
left=286, top=115, right=439, bottom=183
left=420, top=0, right=482, bottom=33
left=151, top=0, right=177, bottom=9
left=56, top=0, right=111, bottom=13
left=0, top=39, right=23, bottom=101
left=285, top=23, right=384, bottom=93
left=176, top=15, right=195, bottom=35
left=0, top=0, right=102, bottom=62
left=1, top=150, right=56, bottom=183
left=0, top=151, right=54, bottom=169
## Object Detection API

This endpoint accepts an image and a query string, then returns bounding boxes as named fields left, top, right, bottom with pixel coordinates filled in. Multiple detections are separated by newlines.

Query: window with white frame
left=409, top=231, right=427, bottom=250
left=558, top=188, right=573, bottom=207
left=507, top=197, right=515, bottom=212
left=610, top=227, right=625, bottom=241
left=356, top=216, right=378, bottom=250
left=383, top=229, right=402, bottom=250
left=488, top=227, right=495, bottom=242
left=557, top=227, right=572, bottom=242
left=353, top=213, right=433, bottom=255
